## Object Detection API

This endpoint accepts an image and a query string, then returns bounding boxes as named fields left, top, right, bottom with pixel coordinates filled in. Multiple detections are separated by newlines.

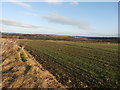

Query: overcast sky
left=0, top=1, right=118, bottom=37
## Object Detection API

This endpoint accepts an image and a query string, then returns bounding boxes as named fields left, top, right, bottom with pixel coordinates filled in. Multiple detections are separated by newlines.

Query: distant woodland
left=1, top=32, right=119, bottom=43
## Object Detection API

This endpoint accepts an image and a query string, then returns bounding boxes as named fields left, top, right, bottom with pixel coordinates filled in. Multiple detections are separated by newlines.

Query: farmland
left=18, top=39, right=119, bottom=88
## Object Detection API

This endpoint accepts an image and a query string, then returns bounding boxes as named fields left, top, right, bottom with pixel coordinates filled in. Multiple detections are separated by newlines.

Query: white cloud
left=44, top=0, right=62, bottom=4
left=20, top=12, right=39, bottom=17
left=8, top=0, right=32, bottom=8
left=27, top=0, right=35, bottom=1
left=70, top=1, right=79, bottom=5
left=0, top=18, right=43, bottom=28
left=2, top=0, right=119, bottom=2
left=44, top=14, right=92, bottom=30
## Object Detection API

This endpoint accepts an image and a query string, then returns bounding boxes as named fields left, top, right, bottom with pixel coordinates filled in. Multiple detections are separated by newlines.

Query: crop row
left=18, top=39, right=119, bottom=88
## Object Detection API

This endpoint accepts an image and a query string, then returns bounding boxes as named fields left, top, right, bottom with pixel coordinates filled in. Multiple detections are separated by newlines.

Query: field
left=18, top=39, right=119, bottom=88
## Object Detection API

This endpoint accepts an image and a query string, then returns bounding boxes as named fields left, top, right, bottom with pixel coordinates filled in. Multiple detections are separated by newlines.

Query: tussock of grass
left=20, top=53, right=27, bottom=62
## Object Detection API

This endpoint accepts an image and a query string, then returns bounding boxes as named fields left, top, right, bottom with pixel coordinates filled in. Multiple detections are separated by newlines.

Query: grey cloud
left=44, top=14, right=92, bottom=30
left=0, top=18, right=42, bottom=28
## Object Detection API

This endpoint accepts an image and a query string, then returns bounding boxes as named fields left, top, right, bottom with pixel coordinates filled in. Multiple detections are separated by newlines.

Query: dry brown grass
left=1, top=39, right=66, bottom=88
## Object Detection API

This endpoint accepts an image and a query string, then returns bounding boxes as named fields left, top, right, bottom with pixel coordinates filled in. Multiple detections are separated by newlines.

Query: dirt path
left=1, top=39, right=66, bottom=88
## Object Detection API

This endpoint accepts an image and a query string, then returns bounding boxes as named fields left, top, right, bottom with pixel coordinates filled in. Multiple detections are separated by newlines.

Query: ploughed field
left=18, top=39, right=119, bottom=88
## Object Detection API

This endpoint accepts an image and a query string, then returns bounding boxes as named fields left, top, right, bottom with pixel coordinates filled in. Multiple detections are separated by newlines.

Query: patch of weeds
left=20, top=53, right=27, bottom=62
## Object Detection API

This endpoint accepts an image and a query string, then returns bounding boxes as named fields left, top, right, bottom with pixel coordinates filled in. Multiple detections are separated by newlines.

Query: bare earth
left=1, top=39, right=66, bottom=88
